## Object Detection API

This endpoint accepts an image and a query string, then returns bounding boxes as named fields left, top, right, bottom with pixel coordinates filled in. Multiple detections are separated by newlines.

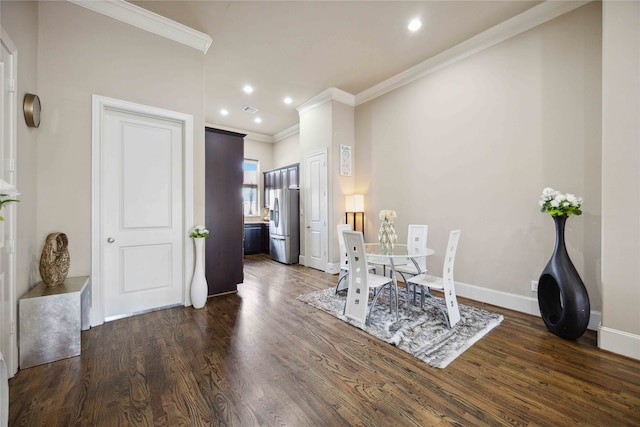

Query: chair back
left=343, top=231, right=369, bottom=324
left=337, top=224, right=352, bottom=271
left=407, top=224, right=428, bottom=270
left=442, top=230, right=461, bottom=327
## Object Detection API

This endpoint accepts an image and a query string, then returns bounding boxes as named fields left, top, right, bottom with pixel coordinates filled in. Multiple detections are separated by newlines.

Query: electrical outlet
left=531, top=280, right=538, bottom=292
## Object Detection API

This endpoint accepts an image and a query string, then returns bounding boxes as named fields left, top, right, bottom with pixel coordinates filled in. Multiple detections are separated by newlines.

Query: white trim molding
left=203, top=122, right=300, bottom=143
left=68, top=0, right=212, bottom=53
left=274, top=124, right=300, bottom=142
left=0, top=27, right=19, bottom=378
left=454, top=280, right=602, bottom=332
left=355, top=0, right=592, bottom=105
left=297, top=88, right=355, bottom=116
left=205, top=122, right=272, bottom=143
left=91, top=95, right=194, bottom=326
left=326, top=262, right=341, bottom=275
left=598, top=326, right=640, bottom=361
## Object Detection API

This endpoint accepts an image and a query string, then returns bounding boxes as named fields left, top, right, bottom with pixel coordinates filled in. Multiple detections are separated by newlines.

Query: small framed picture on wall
left=340, top=144, right=352, bottom=176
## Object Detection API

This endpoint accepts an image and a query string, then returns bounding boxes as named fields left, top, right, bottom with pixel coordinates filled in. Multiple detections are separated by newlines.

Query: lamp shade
left=345, top=194, right=364, bottom=212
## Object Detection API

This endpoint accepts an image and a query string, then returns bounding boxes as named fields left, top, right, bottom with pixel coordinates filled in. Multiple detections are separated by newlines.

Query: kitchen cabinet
left=286, top=166, right=298, bottom=190
left=264, top=163, right=299, bottom=208
left=244, top=223, right=269, bottom=254
left=205, top=127, right=244, bottom=295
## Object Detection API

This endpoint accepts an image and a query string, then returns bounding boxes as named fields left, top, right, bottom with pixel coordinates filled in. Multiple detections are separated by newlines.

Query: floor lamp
left=345, top=194, right=365, bottom=238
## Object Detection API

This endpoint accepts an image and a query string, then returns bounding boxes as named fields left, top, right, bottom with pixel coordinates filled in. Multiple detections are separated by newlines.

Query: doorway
left=91, top=96, right=194, bottom=325
left=304, top=149, right=327, bottom=271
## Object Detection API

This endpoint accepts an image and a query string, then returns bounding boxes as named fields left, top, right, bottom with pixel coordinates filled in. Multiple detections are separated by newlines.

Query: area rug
left=297, top=287, right=503, bottom=368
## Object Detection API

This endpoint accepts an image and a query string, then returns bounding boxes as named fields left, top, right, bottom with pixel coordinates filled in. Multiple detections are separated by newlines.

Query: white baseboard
left=598, top=326, right=640, bottom=360
left=296, top=255, right=340, bottom=274
left=326, top=262, right=340, bottom=275
left=292, top=261, right=604, bottom=333
left=454, top=280, right=602, bottom=332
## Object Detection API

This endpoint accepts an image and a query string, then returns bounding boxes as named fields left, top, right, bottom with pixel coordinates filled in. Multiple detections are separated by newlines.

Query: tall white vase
left=191, top=237, right=208, bottom=309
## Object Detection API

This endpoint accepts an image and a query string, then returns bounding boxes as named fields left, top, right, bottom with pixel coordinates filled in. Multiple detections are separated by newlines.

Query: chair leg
left=398, top=271, right=415, bottom=312
left=366, top=283, right=398, bottom=325
left=434, top=299, right=451, bottom=329
left=335, top=271, right=349, bottom=294
left=421, top=288, right=452, bottom=328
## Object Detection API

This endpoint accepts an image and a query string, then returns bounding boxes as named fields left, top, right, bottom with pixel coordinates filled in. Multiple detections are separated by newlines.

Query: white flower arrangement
left=0, top=179, right=20, bottom=221
left=379, top=209, right=397, bottom=222
left=189, top=225, right=210, bottom=238
left=539, top=187, right=583, bottom=217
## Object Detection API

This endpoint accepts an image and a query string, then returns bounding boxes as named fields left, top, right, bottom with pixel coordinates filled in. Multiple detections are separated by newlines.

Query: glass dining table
left=364, top=243, right=435, bottom=316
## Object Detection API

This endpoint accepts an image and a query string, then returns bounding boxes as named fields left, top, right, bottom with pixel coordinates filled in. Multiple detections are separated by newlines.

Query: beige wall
left=244, top=137, right=273, bottom=222
left=1, top=0, right=40, bottom=302
left=273, top=132, right=300, bottom=169
left=6, top=0, right=638, bottom=360
left=355, top=3, right=602, bottom=309
left=331, top=101, right=355, bottom=264
left=36, top=1, right=206, bottom=279
left=600, top=0, right=640, bottom=356
left=298, top=101, right=332, bottom=259
left=298, top=99, right=356, bottom=267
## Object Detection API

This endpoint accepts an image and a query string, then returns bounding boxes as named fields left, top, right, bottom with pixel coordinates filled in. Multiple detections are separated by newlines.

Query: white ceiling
left=130, top=1, right=542, bottom=138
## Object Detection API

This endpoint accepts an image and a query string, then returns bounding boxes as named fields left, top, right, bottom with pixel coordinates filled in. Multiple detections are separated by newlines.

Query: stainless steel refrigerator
left=269, top=188, right=300, bottom=264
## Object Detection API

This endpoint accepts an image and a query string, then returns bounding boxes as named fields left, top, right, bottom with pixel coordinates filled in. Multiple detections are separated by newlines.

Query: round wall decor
left=23, top=93, right=41, bottom=128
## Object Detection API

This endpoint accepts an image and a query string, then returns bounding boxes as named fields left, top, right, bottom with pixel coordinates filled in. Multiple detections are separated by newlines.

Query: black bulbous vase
left=538, top=215, right=590, bottom=340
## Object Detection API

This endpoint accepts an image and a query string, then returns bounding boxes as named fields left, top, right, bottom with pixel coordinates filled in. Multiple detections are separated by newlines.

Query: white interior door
left=304, top=150, right=327, bottom=271
left=101, top=108, right=184, bottom=320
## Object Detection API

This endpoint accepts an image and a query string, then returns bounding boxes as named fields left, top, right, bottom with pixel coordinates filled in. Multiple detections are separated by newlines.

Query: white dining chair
left=335, top=224, right=353, bottom=294
left=394, top=224, right=428, bottom=305
left=342, top=231, right=396, bottom=325
left=407, top=229, right=461, bottom=328
left=335, top=224, right=376, bottom=294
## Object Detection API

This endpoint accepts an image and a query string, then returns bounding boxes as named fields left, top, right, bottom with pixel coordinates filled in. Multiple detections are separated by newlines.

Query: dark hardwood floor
left=9, top=254, right=640, bottom=426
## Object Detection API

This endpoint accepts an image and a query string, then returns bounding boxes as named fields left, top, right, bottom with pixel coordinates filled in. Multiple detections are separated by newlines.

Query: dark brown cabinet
left=205, top=127, right=244, bottom=295
left=286, top=165, right=298, bottom=190
left=263, top=163, right=299, bottom=208
left=244, top=223, right=269, bottom=254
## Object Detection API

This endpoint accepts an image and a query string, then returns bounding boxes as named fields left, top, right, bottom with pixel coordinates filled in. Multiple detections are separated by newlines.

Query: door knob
left=107, top=237, right=115, bottom=243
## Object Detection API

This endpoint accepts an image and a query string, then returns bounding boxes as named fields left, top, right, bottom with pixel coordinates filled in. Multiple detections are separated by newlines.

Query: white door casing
left=0, top=27, right=18, bottom=377
left=92, top=96, right=194, bottom=325
left=304, top=149, right=327, bottom=271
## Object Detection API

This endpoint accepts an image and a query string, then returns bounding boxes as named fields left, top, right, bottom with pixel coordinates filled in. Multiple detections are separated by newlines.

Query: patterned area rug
left=297, top=287, right=503, bottom=368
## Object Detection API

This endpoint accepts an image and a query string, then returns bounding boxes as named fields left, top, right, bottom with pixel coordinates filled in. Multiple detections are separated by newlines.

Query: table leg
left=390, top=257, right=399, bottom=320
left=406, top=257, right=424, bottom=312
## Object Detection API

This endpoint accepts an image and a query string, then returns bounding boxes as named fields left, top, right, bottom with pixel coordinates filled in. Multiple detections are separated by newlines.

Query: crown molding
left=274, top=124, right=300, bottom=142
left=205, top=123, right=273, bottom=143
left=244, top=132, right=274, bottom=143
left=355, top=0, right=592, bottom=105
left=68, top=0, right=212, bottom=53
left=297, top=87, right=355, bottom=115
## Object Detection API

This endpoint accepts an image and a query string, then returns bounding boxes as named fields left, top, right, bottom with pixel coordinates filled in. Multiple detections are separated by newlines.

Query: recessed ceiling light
left=220, top=109, right=229, bottom=116
left=254, top=117, right=262, bottom=124
left=284, top=96, right=293, bottom=105
left=243, top=85, right=254, bottom=94
left=408, top=18, right=422, bottom=32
